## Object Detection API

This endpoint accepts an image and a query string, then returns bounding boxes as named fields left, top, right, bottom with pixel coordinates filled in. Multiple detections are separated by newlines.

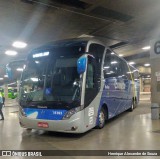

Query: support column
left=17, top=80, right=20, bottom=100
left=4, top=83, right=8, bottom=100
left=150, top=58, right=160, bottom=104
left=17, top=80, right=20, bottom=91
left=140, top=77, right=143, bottom=92
left=150, top=39, right=160, bottom=105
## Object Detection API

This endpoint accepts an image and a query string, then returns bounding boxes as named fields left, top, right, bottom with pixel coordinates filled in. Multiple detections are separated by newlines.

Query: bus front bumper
left=19, top=111, right=87, bottom=133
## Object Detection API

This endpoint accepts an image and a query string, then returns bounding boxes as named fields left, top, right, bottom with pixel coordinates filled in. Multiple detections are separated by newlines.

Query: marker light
left=33, top=51, right=49, bottom=58
left=12, top=41, right=27, bottom=48
left=5, top=50, right=17, bottom=56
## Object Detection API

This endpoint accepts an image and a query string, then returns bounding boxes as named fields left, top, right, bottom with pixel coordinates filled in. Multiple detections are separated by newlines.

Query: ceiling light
left=142, top=46, right=151, bottom=50
left=119, top=54, right=123, bottom=57
left=111, top=52, right=115, bottom=55
left=5, top=50, right=17, bottom=56
left=129, top=62, right=135, bottom=65
left=12, top=41, right=27, bottom=48
left=4, top=75, right=8, bottom=78
left=0, top=78, right=3, bottom=80
left=144, top=63, right=150, bottom=67
left=16, top=68, right=23, bottom=71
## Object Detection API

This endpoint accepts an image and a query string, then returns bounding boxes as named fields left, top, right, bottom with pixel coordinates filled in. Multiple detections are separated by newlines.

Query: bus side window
left=120, top=59, right=130, bottom=79
left=89, top=43, right=105, bottom=90
left=103, top=50, right=121, bottom=78
left=103, top=50, right=131, bottom=79
left=84, top=56, right=97, bottom=107
left=127, top=65, right=134, bottom=80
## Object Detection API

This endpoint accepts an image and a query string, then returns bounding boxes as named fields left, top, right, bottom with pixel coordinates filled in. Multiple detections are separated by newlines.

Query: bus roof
left=30, top=37, right=108, bottom=53
left=31, top=38, right=92, bottom=53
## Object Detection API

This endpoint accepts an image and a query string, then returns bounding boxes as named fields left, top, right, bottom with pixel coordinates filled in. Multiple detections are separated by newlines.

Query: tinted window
left=103, top=50, right=130, bottom=78
left=88, top=43, right=105, bottom=89
left=129, top=65, right=139, bottom=80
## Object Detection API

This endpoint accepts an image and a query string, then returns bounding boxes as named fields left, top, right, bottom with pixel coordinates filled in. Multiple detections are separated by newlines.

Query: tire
left=129, top=101, right=134, bottom=112
left=97, top=107, right=106, bottom=129
left=134, top=98, right=138, bottom=108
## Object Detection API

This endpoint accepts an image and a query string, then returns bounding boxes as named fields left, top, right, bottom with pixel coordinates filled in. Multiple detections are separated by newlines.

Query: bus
left=0, top=87, right=17, bottom=99
left=18, top=38, right=140, bottom=133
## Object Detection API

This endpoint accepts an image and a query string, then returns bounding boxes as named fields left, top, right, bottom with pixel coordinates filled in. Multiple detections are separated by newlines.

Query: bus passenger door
left=83, top=55, right=100, bottom=129
left=83, top=43, right=105, bottom=129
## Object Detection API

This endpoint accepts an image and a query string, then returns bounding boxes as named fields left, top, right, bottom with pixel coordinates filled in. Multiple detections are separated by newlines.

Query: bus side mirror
left=77, top=56, right=87, bottom=74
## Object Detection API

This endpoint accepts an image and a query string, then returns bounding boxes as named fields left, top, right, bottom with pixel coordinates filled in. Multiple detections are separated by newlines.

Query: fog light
left=71, top=126, right=78, bottom=131
left=19, top=122, right=25, bottom=127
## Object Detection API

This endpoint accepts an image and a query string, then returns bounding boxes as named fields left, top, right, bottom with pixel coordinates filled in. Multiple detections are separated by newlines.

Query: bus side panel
left=83, top=90, right=104, bottom=131
left=93, top=76, right=134, bottom=126
left=98, top=77, right=133, bottom=119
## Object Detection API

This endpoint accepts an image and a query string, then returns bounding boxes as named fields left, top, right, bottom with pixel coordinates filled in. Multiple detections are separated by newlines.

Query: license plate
left=38, top=122, right=49, bottom=128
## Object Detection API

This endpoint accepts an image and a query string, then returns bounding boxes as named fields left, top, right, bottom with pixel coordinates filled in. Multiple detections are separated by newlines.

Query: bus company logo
left=52, top=111, right=63, bottom=115
left=88, top=107, right=94, bottom=117
left=2, top=151, right=12, bottom=156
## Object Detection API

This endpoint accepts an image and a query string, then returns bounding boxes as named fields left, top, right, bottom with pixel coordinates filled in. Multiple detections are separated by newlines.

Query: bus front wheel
left=97, top=107, right=106, bottom=129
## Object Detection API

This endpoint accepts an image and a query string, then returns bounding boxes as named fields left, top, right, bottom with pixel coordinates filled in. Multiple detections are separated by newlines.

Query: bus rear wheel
left=97, top=107, right=106, bottom=129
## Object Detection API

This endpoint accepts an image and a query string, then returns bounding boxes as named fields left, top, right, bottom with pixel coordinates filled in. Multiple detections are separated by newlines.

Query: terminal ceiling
left=0, top=0, right=159, bottom=85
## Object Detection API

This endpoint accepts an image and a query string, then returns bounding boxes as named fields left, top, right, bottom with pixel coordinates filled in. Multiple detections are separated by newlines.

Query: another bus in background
left=0, top=87, right=17, bottom=99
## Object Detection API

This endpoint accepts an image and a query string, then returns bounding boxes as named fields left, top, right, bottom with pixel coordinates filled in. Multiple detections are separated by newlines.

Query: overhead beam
left=124, top=51, right=150, bottom=61
left=84, top=0, right=106, bottom=13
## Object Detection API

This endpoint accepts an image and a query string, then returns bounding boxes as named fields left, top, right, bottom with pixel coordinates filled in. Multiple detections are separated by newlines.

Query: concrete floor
left=0, top=100, right=160, bottom=159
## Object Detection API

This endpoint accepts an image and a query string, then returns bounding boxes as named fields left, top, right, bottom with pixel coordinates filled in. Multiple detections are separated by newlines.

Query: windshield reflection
left=20, top=57, right=81, bottom=105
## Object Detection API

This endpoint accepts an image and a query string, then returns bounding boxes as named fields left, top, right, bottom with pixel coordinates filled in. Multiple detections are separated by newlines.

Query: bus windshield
left=19, top=44, right=86, bottom=107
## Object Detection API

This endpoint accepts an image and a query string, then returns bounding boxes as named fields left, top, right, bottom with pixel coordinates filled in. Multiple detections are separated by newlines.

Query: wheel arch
left=101, top=103, right=109, bottom=120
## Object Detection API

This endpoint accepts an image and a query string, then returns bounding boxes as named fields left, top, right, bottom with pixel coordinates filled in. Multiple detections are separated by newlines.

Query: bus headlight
left=19, top=107, right=27, bottom=117
left=63, top=107, right=81, bottom=120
